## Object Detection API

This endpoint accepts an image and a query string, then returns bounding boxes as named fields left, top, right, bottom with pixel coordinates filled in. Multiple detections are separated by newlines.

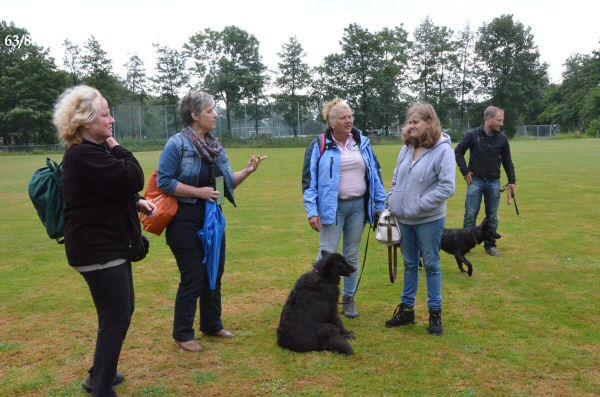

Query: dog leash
left=500, top=184, right=520, bottom=215
left=349, top=226, right=371, bottom=302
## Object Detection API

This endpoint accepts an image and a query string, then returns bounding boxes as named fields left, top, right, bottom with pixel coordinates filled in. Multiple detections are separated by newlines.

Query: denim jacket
left=157, top=131, right=236, bottom=206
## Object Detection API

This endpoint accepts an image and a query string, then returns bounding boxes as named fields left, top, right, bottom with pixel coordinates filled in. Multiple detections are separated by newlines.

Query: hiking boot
left=427, top=308, right=443, bottom=335
left=385, top=303, right=415, bottom=327
left=343, top=295, right=360, bottom=319
left=486, top=246, right=500, bottom=256
left=83, top=371, right=125, bottom=393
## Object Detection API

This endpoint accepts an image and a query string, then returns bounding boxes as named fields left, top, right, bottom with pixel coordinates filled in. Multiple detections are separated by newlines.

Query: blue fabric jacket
left=157, top=131, right=236, bottom=206
left=303, top=128, right=387, bottom=225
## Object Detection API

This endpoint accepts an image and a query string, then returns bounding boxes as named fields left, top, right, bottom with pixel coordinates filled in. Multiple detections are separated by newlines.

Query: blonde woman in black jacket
left=54, top=85, right=155, bottom=397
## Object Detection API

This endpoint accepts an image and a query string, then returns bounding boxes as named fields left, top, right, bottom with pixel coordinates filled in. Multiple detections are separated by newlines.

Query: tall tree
left=185, top=26, right=266, bottom=133
left=317, top=24, right=410, bottom=132
left=242, top=57, right=269, bottom=137
left=308, top=60, right=342, bottom=128
left=80, top=36, right=127, bottom=106
left=455, top=23, right=478, bottom=126
left=274, top=36, right=311, bottom=136
left=0, top=21, right=69, bottom=144
left=124, top=54, right=147, bottom=103
left=410, top=17, right=458, bottom=123
left=151, top=43, right=188, bottom=103
left=371, top=26, right=410, bottom=132
left=539, top=47, right=600, bottom=130
left=475, top=14, right=548, bottom=134
left=81, top=36, right=112, bottom=85
left=62, top=39, right=83, bottom=84
left=311, top=54, right=346, bottom=104
left=338, top=23, right=378, bottom=129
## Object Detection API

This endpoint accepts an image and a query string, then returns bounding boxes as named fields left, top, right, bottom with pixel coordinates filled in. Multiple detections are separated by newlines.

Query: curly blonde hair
left=53, top=85, right=102, bottom=147
left=402, top=102, right=442, bottom=149
left=322, top=98, right=352, bottom=127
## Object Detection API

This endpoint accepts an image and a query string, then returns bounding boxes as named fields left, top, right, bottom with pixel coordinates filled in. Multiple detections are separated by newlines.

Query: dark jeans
left=81, top=261, right=134, bottom=397
left=170, top=238, right=226, bottom=342
left=463, top=177, right=501, bottom=249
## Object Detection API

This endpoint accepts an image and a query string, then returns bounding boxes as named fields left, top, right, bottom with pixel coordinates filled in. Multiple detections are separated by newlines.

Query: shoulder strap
left=301, top=133, right=329, bottom=194
left=318, top=133, right=326, bottom=157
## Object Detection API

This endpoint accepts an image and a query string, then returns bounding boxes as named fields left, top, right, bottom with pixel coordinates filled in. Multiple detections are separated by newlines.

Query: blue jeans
left=399, top=218, right=445, bottom=311
left=319, top=197, right=365, bottom=298
left=463, top=177, right=500, bottom=249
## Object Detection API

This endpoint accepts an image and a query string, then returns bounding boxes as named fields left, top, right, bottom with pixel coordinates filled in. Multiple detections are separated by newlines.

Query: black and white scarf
left=182, top=125, right=222, bottom=164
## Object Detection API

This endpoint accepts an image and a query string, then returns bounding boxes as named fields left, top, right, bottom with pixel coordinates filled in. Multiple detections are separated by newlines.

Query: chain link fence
left=1, top=102, right=480, bottom=153
left=0, top=144, right=65, bottom=153
left=516, top=125, right=560, bottom=138
left=111, top=102, right=328, bottom=141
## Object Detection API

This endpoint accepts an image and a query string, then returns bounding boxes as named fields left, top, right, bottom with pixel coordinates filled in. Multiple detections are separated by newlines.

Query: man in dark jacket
left=455, top=106, right=516, bottom=256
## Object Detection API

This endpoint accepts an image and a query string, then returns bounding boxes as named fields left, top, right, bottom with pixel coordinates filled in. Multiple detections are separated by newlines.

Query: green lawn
left=0, top=139, right=598, bottom=396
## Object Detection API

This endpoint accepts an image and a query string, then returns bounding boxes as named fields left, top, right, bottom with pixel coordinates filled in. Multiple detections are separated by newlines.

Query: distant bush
left=586, top=119, right=600, bottom=138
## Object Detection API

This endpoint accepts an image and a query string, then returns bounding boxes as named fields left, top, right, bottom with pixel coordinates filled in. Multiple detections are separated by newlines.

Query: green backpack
left=28, top=158, right=65, bottom=243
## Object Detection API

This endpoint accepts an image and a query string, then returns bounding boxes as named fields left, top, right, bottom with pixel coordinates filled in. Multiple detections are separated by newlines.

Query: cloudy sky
left=4, top=0, right=599, bottom=84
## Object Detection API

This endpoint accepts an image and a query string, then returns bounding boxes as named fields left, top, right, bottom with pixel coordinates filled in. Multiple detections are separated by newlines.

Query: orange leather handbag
left=140, top=170, right=178, bottom=236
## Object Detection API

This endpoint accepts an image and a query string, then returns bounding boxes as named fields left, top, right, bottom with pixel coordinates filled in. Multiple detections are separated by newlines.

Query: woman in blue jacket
left=158, top=90, right=266, bottom=352
left=303, top=98, right=386, bottom=318
left=385, top=102, right=455, bottom=335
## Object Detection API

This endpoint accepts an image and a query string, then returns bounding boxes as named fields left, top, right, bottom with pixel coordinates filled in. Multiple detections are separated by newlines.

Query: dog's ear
left=331, top=257, right=343, bottom=275
left=329, top=254, right=353, bottom=276
left=314, top=252, right=332, bottom=273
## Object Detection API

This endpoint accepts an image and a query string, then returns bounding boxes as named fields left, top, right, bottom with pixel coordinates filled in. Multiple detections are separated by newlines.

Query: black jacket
left=62, top=140, right=145, bottom=267
left=454, top=127, right=516, bottom=184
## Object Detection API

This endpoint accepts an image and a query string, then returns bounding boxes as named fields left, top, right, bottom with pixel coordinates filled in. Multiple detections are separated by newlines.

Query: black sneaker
left=83, top=372, right=125, bottom=393
left=427, top=308, right=443, bottom=335
left=385, top=303, right=415, bottom=327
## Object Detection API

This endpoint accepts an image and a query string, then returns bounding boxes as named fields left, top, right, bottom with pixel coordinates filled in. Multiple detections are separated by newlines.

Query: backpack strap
left=302, top=133, right=328, bottom=194
left=318, top=133, right=326, bottom=157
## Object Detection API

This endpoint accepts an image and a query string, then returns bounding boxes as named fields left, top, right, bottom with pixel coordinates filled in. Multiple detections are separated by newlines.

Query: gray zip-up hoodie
left=387, top=133, right=456, bottom=225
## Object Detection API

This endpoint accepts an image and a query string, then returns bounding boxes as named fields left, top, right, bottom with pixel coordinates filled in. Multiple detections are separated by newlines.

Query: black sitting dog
left=277, top=251, right=356, bottom=355
left=440, top=218, right=501, bottom=276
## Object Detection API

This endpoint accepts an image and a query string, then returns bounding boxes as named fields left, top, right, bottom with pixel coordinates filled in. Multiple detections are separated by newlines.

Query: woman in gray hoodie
left=384, top=103, right=455, bottom=335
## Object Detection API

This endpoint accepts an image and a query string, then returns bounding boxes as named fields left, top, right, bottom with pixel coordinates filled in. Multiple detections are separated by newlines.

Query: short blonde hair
left=484, top=106, right=504, bottom=120
left=402, top=102, right=442, bottom=149
left=53, top=85, right=102, bottom=147
left=322, top=98, right=352, bottom=127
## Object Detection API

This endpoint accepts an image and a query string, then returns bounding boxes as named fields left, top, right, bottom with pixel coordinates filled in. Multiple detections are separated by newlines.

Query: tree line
left=1, top=16, right=599, bottom=145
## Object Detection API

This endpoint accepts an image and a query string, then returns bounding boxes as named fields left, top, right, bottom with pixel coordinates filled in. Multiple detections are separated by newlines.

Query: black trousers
left=81, top=261, right=134, bottom=397
left=170, top=238, right=225, bottom=342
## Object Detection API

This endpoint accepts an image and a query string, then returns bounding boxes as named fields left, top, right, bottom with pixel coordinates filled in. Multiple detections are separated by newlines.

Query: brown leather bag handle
left=388, top=244, right=398, bottom=283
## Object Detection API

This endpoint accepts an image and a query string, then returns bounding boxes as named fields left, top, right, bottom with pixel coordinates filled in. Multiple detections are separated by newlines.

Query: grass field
left=1, top=139, right=598, bottom=396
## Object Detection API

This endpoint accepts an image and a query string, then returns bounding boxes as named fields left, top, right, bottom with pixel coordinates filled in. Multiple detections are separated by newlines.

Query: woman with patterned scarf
left=157, top=90, right=266, bottom=352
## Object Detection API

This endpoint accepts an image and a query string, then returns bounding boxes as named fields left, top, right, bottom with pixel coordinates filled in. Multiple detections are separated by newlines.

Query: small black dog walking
left=277, top=252, right=356, bottom=355
left=440, top=218, right=501, bottom=276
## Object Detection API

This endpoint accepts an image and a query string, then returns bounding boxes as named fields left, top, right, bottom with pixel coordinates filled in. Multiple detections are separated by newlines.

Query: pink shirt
left=333, top=134, right=367, bottom=199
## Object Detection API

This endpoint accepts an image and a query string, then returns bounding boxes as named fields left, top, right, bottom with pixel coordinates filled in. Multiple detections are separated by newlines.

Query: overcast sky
left=4, top=0, right=599, bottom=85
